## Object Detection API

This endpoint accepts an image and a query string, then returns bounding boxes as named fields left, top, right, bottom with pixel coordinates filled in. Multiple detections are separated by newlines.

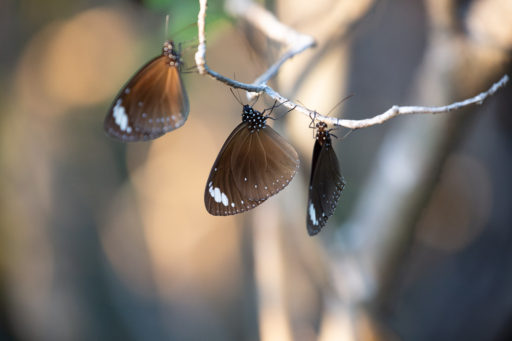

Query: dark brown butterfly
left=307, top=121, right=345, bottom=235
left=104, top=40, right=189, bottom=142
left=205, top=104, right=300, bottom=215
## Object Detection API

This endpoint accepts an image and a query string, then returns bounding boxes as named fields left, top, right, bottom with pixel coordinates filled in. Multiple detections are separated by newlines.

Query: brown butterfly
left=205, top=104, right=300, bottom=216
left=307, top=121, right=345, bottom=235
left=104, top=40, right=189, bottom=142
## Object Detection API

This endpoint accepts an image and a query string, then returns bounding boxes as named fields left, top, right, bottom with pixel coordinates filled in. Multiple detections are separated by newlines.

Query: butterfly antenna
left=235, top=87, right=246, bottom=105
left=340, top=128, right=354, bottom=140
left=326, top=93, right=354, bottom=117
left=165, top=14, right=170, bottom=40
left=229, top=88, right=244, bottom=106
left=250, top=92, right=260, bottom=107
left=327, top=126, right=353, bottom=140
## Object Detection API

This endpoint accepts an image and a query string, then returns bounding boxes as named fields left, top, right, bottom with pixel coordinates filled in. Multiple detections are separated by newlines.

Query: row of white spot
left=113, top=98, right=180, bottom=132
left=308, top=202, right=319, bottom=226
left=309, top=181, right=344, bottom=226
left=208, top=182, right=234, bottom=208
left=308, top=201, right=328, bottom=227
left=113, top=99, right=132, bottom=133
left=148, top=116, right=175, bottom=124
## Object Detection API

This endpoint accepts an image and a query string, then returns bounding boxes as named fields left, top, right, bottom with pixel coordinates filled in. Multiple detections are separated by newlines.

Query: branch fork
left=195, top=0, right=508, bottom=129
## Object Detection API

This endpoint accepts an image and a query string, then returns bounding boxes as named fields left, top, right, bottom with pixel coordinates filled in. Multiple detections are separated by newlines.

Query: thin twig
left=195, top=0, right=509, bottom=128
left=195, top=0, right=315, bottom=93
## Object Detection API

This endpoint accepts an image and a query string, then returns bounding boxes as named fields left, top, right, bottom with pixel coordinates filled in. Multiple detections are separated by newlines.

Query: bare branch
left=195, top=0, right=509, bottom=129
left=195, top=0, right=315, bottom=94
left=333, top=74, right=509, bottom=129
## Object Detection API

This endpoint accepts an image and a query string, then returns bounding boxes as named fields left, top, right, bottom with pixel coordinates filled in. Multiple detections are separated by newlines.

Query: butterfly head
left=162, top=40, right=181, bottom=67
left=242, top=105, right=267, bottom=133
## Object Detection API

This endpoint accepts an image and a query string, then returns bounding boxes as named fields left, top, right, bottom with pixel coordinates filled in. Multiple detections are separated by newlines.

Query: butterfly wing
left=307, top=140, right=345, bottom=235
left=104, top=55, right=189, bottom=142
left=230, top=125, right=300, bottom=201
left=205, top=123, right=267, bottom=216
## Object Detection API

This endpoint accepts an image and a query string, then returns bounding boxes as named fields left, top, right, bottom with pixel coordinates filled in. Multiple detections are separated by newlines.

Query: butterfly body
left=307, top=122, right=345, bottom=235
left=104, top=40, right=189, bottom=142
left=205, top=105, right=299, bottom=216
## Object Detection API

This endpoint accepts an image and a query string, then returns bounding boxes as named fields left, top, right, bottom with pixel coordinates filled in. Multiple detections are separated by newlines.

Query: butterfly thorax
left=315, top=122, right=331, bottom=147
left=242, top=105, right=267, bottom=133
left=162, top=40, right=181, bottom=67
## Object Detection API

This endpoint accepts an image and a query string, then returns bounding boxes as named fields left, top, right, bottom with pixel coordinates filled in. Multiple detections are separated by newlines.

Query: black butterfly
left=205, top=103, right=300, bottom=215
left=104, top=40, right=189, bottom=142
left=307, top=121, right=345, bottom=235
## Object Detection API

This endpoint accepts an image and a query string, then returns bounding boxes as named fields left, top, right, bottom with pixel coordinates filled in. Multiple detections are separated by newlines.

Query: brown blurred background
left=0, top=0, right=511, bottom=340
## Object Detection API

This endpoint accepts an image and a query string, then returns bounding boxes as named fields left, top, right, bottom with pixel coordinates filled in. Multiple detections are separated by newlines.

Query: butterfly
left=104, top=40, right=189, bottom=142
left=307, top=121, right=345, bottom=235
left=205, top=103, right=300, bottom=215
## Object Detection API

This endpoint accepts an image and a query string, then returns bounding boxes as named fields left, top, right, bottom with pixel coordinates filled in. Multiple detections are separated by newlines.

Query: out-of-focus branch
left=327, top=0, right=512, bottom=312
left=195, top=0, right=508, bottom=129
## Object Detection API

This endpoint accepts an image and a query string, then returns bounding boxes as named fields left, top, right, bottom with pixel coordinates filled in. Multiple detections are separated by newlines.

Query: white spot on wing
left=208, top=183, right=214, bottom=197
left=221, top=193, right=228, bottom=206
left=209, top=185, right=229, bottom=207
left=214, top=188, right=221, bottom=203
left=309, top=202, right=319, bottom=226
left=113, top=99, right=131, bottom=132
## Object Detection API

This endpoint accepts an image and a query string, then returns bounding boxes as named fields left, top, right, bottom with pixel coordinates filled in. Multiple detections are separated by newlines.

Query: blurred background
left=0, top=0, right=511, bottom=340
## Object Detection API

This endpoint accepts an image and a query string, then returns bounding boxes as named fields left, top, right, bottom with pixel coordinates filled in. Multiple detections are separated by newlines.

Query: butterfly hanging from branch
left=307, top=120, right=346, bottom=235
left=204, top=99, right=300, bottom=216
left=104, top=40, right=189, bottom=142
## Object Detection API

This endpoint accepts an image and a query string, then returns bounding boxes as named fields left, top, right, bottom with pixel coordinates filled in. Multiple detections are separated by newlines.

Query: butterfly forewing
left=104, top=41, right=189, bottom=142
left=205, top=105, right=299, bottom=216
left=205, top=123, right=267, bottom=215
left=231, top=125, right=299, bottom=201
left=307, top=130, right=345, bottom=236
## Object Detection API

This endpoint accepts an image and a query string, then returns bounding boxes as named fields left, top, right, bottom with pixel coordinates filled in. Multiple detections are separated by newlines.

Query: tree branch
left=195, top=0, right=509, bottom=129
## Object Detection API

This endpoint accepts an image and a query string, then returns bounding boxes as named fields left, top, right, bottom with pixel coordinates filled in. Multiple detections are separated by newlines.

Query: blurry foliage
left=141, top=0, right=228, bottom=38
